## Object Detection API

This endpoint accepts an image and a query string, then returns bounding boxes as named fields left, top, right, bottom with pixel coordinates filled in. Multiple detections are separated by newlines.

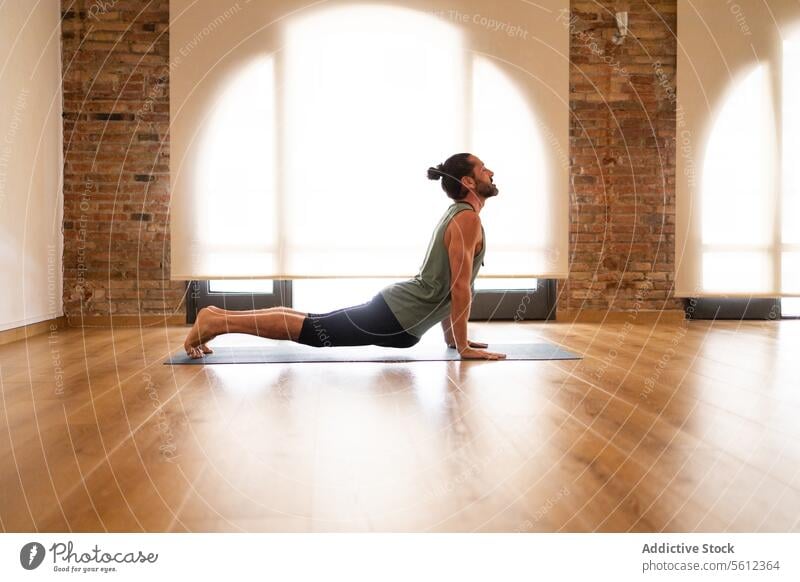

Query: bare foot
left=184, top=308, right=221, bottom=359
left=201, top=307, right=224, bottom=352
left=192, top=307, right=230, bottom=354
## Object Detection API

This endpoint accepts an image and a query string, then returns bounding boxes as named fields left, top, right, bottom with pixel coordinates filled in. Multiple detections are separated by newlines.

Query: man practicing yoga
left=184, top=153, right=507, bottom=361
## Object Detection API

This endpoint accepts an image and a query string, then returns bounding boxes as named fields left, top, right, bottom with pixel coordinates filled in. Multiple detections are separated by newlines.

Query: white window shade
left=281, top=6, right=464, bottom=278
left=169, top=1, right=568, bottom=281
left=472, top=57, right=557, bottom=278
left=187, top=57, right=278, bottom=278
left=782, top=39, right=800, bottom=294
left=699, top=65, right=776, bottom=295
left=676, top=0, right=800, bottom=298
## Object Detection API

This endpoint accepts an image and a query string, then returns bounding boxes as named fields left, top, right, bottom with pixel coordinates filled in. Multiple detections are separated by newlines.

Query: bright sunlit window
left=782, top=297, right=800, bottom=317
left=698, top=38, right=800, bottom=303
left=195, top=57, right=278, bottom=276
left=282, top=6, right=465, bottom=277
left=292, top=279, right=403, bottom=313
left=473, top=278, right=538, bottom=291
left=472, top=57, right=551, bottom=277
left=783, top=39, right=800, bottom=248
left=187, top=5, right=561, bottom=302
left=209, top=280, right=274, bottom=294
left=701, top=65, right=773, bottom=293
left=782, top=38, right=800, bottom=297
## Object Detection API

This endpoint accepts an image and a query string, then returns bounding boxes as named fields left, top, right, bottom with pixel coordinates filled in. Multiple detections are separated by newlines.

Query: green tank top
left=380, top=201, right=486, bottom=338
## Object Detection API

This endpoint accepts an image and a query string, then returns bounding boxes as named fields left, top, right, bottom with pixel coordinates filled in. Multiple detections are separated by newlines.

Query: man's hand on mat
left=447, top=340, right=488, bottom=349
left=458, top=347, right=507, bottom=360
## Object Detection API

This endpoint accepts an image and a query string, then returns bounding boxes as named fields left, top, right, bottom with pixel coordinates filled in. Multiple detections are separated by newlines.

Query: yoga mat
left=165, top=343, right=582, bottom=365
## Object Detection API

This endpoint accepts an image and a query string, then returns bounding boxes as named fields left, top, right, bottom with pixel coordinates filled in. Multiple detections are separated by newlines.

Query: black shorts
left=297, top=293, right=420, bottom=348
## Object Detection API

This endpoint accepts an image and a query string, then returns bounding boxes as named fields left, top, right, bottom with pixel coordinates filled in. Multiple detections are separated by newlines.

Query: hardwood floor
left=1, top=318, right=798, bottom=532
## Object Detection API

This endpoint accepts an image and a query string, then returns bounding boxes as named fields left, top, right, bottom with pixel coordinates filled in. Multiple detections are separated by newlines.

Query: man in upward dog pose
left=184, top=153, right=507, bottom=360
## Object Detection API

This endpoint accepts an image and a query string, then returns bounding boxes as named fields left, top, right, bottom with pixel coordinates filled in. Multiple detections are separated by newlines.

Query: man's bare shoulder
left=444, top=208, right=481, bottom=247
left=452, top=207, right=480, bottom=225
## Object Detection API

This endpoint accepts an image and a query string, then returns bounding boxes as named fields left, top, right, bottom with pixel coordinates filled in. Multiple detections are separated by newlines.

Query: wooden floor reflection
left=1, top=318, right=799, bottom=532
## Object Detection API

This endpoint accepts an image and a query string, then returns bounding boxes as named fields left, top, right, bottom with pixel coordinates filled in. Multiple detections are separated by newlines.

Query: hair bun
left=427, top=165, right=443, bottom=180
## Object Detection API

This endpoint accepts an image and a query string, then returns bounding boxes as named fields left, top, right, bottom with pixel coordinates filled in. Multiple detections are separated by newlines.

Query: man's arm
left=444, top=211, right=506, bottom=360
left=441, top=314, right=489, bottom=349
left=441, top=316, right=455, bottom=347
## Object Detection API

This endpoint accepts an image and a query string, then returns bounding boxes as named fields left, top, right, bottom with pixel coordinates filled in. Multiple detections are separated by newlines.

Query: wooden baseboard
left=556, top=309, right=685, bottom=323
left=65, top=314, right=186, bottom=327
left=0, top=316, right=68, bottom=346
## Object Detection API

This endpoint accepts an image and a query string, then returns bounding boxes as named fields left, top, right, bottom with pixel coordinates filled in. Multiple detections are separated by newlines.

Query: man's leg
left=183, top=307, right=306, bottom=359
left=189, top=306, right=307, bottom=354
left=207, top=305, right=308, bottom=317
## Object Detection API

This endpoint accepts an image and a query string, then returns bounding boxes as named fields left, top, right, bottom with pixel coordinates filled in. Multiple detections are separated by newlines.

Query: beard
left=478, top=180, right=499, bottom=198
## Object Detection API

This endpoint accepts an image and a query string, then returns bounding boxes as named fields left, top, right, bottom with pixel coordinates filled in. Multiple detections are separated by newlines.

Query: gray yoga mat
left=165, top=343, right=582, bottom=365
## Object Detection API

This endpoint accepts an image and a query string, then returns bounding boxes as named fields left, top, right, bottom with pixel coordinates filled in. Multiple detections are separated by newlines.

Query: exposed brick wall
left=561, top=0, right=682, bottom=313
left=60, top=0, right=183, bottom=320
left=59, top=0, right=681, bottom=320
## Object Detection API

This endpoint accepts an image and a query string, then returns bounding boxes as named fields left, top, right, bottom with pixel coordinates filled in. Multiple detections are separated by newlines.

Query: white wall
left=0, top=0, right=64, bottom=331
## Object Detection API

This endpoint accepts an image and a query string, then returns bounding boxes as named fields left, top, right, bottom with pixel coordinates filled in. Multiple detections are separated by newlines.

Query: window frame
left=186, top=280, right=291, bottom=324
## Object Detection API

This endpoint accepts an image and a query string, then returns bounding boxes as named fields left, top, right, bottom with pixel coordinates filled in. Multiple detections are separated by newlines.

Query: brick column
left=61, top=0, right=183, bottom=321
left=560, top=0, right=682, bottom=317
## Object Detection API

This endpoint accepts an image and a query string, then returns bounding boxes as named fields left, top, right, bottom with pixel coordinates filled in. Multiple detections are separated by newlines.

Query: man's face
left=468, top=157, right=499, bottom=198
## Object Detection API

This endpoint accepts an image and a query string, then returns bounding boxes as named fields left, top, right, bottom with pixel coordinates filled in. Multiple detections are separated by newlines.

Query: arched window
left=676, top=2, right=800, bottom=307
left=172, top=4, right=567, bottom=288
